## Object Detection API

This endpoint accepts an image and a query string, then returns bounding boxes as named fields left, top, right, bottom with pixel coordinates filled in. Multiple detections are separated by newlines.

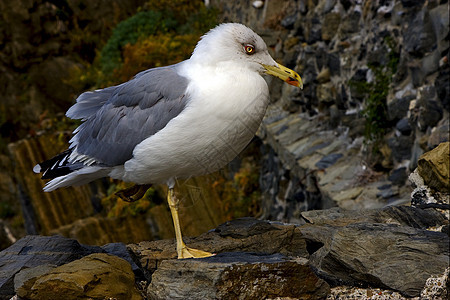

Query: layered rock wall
left=211, top=0, right=449, bottom=220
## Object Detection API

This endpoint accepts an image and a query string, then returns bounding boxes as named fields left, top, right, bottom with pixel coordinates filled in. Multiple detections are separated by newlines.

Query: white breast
left=118, top=61, right=270, bottom=185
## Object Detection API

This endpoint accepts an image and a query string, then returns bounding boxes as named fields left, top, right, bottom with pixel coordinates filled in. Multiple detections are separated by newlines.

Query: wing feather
left=68, top=63, right=189, bottom=166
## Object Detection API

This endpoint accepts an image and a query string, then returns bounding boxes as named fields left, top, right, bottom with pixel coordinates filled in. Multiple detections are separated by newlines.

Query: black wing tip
left=34, top=149, right=78, bottom=180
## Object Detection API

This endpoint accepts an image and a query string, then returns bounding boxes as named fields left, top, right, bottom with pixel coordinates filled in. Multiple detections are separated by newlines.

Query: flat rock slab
left=301, top=205, right=446, bottom=228
left=147, top=252, right=329, bottom=300
left=128, top=218, right=309, bottom=277
left=300, top=223, right=449, bottom=297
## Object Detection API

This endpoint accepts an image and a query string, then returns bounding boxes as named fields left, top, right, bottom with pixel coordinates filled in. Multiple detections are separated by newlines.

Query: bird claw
left=116, top=184, right=152, bottom=202
left=178, top=246, right=215, bottom=259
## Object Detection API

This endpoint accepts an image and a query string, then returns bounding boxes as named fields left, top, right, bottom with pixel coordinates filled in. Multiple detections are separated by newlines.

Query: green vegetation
left=350, top=36, right=400, bottom=151
left=96, top=0, right=218, bottom=85
left=100, top=10, right=174, bottom=75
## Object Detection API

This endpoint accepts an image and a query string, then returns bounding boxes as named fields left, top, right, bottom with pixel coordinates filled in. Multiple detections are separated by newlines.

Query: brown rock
left=128, top=218, right=309, bottom=275
left=316, top=67, right=331, bottom=83
left=17, top=253, right=142, bottom=300
left=322, top=13, right=341, bottom=41
left=147, top=252, right=329, bottom=300
left=418, top=142, right=450, bottom=192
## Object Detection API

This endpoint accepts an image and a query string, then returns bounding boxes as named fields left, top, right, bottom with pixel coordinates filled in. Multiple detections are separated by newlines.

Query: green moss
left=349, top=36, right=400, bottom=151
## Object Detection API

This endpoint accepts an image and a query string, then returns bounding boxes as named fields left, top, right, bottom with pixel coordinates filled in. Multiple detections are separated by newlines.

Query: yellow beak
left=263, top=63, right=303, bottom=89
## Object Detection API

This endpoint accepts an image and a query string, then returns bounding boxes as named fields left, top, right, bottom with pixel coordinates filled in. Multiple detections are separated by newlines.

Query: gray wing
left=68, top=63, right=189, bottom=166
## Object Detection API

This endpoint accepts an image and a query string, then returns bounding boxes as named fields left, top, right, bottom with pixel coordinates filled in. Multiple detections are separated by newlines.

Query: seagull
left=33, top=23, right=302, bottom=259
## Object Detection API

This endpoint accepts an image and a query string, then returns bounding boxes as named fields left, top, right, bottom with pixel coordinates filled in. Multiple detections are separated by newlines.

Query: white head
left=191, top=23, right=303, bottom=88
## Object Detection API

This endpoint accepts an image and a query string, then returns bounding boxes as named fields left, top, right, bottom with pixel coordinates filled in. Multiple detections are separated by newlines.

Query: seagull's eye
left=244, top=44, right=255, bottom=55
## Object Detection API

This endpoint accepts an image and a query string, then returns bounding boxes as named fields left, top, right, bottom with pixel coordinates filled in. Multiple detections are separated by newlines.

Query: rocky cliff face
left=211, top=0, right=449, bottom=220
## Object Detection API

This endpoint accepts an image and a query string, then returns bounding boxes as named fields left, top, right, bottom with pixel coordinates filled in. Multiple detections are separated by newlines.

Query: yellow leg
left=167, top=188, right=214, bottom=259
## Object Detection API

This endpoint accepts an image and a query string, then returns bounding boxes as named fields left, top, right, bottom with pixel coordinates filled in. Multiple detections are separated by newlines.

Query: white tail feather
left=43, top=166, right=109, bottom=192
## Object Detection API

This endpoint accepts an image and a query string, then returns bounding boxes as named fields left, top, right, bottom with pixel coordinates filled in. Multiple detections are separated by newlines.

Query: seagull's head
left=191, top=23, right=303, bottom=89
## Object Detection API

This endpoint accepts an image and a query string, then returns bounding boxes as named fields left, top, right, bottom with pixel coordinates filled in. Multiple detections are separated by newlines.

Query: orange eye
left=244, top=44, right=255, bottom=54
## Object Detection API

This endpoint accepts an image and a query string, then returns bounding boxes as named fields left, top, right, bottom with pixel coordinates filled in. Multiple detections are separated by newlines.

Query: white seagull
left=34, top=23, right=302, bottom=259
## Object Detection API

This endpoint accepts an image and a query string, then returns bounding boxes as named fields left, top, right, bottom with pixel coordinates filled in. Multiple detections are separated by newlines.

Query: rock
left=316, top=67, right=331, bottom=83
left=429, top=4, right=450, bottom=54
left=339, top=10, right=361, bottom=35
left=395, top=118, right=411, bottom=135
left=349, top=68, right=368, bottom=99
left=420, top=267, right=449, bottom=299
left=409, top=168, right=449, bottom=211
left=388, top=167, right=408, bottom=186
left=316, top=82, right=336, bottom=104
left=416, top=86, right=443, bottom=131
left=387, top=135, right=414, bottom=162
left=128, top=218, right=310, bottom=276
left=281, top=14, right=297, bottom=29
left=435, top=66, right=449, bottom=111
left=417, top=142, right=450, bottom=192
left=300, top=223, right=449, bottom=297
left=322, top=13, right=340, bottom=41
left=14, top=264, right=56, bottom=295
left=0, top=235, right=103, bottom=298
left=17, top=253, right=142, bottom=300
left=147, top=252, right=330, bottom=300
left=101, top=242, right=143, bottom=277
left=403, top=8, right=436, bottom=56
left=428, top=118, right=449, bottom=148
left=421, top=49, right=440, bottom=76
left=400, top=0, right=425, bottom=8
left=315, top=153, right=343, bottom=169
left=300, top=206, right=446, bottom=229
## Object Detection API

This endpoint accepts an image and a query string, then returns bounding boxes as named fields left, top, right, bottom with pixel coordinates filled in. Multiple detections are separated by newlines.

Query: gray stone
left=403, top=9, right=436, bottom=56
left=418, top=100, right=443, bottom=131
left=395, top=118, right=412, bottom=135
left=147, top=252, right=330, bottom=300
left=400, top=0, right=425, bottom=8
left=435, top=67, right=449, bottom=110
left=281, top=14, right=297, bottom=29
left=422, top=49, right=440, bottom=75
left=300, top=206, right=446, bottom=229
left=101, top=242, right=142, bottom=277
left=387, top=135, right=413, bottom=162
left=128, top=218, right=310, bottom=276
left=388, top=95, right=414, bottom=121
left=388, top=167, right=408, bottom=186
left=300, top=223, right=449, bottom=297
left=429, top=4, right=450, bottom=53
left=428, top=118, right=450, bottom=148
left=315, top=153, right=343, bottom=169
left=13, top=264, right=56, bottom=295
